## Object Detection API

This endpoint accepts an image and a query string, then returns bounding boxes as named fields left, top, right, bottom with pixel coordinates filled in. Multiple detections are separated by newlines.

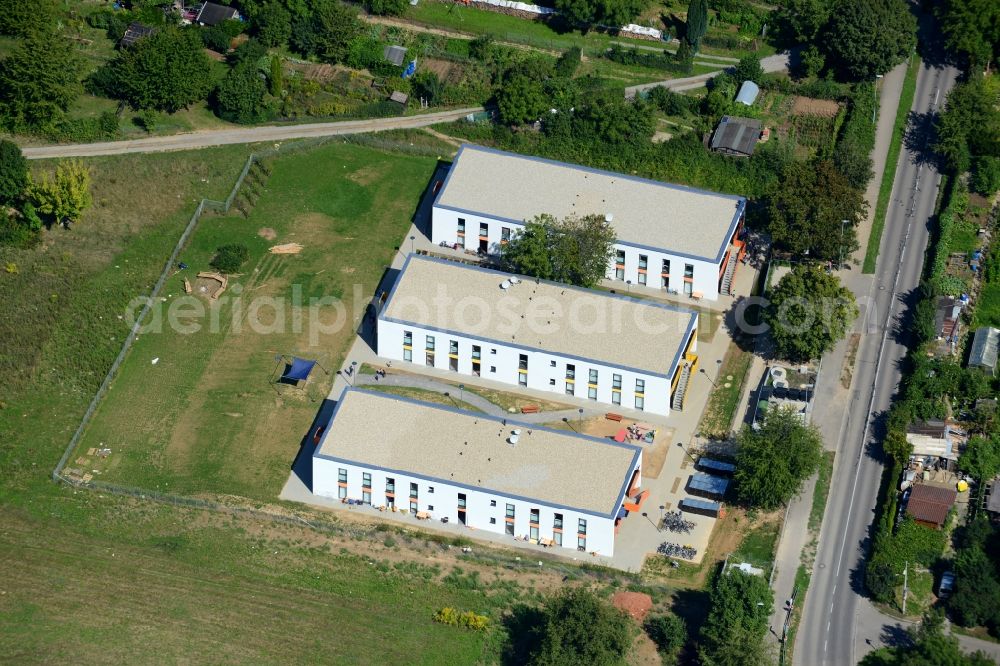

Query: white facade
left=313, top=458, right=621, bottom=555
left=431, top=207, right=735, bottom=300
left=311, top=390, right=643, bottom=557
left=377, top=319, right=689, bottom=415
left=375, top=256, right=700, bottom=417
left=430, top=145, right=748, bottom=301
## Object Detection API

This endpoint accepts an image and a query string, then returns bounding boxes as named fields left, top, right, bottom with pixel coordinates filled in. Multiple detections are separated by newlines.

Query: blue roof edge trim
left=312, top=387, right=643, bottom=518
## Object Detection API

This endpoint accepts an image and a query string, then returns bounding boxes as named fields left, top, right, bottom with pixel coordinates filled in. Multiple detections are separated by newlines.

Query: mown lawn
left=0, top=503, right=490, bottom=664
left=73, top=141, right=438, bottom=499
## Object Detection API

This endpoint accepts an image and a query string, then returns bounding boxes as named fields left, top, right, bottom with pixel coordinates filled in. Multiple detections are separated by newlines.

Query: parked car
left=938, top=571, right=956, bottom=598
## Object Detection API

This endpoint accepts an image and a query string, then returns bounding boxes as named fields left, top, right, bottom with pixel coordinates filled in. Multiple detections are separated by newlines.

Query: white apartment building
left=312, top=389, right=644, bottom=556
left=376, top=255, right=700, bottom=416
left=431, top=144, right=749, bottom=301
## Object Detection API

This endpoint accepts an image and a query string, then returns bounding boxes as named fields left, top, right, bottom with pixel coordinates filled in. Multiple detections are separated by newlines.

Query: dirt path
left=22, top=107, right=483, bottom=159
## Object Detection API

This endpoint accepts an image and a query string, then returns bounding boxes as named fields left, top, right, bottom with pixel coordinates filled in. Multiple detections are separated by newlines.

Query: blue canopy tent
left=282, top=357, right=317, bottom=383
left=271, top=355, right=328, bottom=393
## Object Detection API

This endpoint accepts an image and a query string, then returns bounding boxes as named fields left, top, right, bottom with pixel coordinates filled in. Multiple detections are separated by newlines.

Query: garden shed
left=710, top=116, right=762, bottom=157
left=196, top=2, right=240, bottom=26
left=969, top=326, right=999, bottom=376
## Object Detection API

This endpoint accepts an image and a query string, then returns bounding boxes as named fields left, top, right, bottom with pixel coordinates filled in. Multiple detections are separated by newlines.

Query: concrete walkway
left=21, top=107, right=483, bottom=159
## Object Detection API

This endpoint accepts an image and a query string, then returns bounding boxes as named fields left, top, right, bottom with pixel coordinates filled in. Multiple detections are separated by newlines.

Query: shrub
left=211, top=243, right=250, bottom=273
left=972, top=156, right=1000, bottom=196
left=366, top=0, right=408, bottom=16
left=433, top=607, right=489, bottom=630
left=554, top=46, right=582, bottom=78
left=644, top=613, right=685, bottom=661
left=201, top=19, right=245, bottom=53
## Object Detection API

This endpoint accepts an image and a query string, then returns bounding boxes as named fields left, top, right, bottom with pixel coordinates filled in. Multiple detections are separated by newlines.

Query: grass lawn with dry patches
left=73, top=141, right=439, bottom=500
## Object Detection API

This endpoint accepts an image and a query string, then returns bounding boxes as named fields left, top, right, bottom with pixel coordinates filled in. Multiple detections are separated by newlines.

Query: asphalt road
left=794, top=57, right=959, bottom=665
left=21, top=107, right=483, bottom=159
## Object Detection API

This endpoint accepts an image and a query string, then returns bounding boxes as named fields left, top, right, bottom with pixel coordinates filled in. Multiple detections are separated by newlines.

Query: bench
left=606, top=412, right=623, bottom=422
left=520, top=405, right=540, bottom=414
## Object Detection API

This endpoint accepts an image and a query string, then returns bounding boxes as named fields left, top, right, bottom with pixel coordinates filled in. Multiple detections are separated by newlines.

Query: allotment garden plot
left=72, top=142, right=438, bottom=500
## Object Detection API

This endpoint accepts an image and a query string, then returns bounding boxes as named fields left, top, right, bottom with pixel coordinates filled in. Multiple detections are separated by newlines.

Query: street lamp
left=872, top=74, right=884, bottom=124
left=578, top=407, right=584, bottom=423
left=336, top=369, right=353, bottom=386
left=626, top=279, right=632, bottom=296
left=676, top=441, right=697, bottom=463
left=409, top=235, right=415, bottom=255
left=699, top=367, right=718, bottom=388
left=562, top=416, right=577, bottom=433
left=459, top=383, right=465, bottom=404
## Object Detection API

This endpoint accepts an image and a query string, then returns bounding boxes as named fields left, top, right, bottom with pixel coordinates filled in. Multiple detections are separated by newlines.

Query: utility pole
left=902, top=561, right=909, bottom=615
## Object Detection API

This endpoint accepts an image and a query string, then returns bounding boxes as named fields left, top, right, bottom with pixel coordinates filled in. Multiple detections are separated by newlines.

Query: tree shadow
left=879, top=622, right=912, bottom=648
left=669, top=587, right=711, bottom=664
left=902, top=110, right=943, bottom=169
left=499, top=603, right=545, bottom=665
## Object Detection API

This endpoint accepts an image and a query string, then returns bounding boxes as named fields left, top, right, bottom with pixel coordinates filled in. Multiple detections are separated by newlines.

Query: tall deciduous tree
left=253, top=2, right=292, bottom=47
left=496, top=74, right=548, bottom=125
left=765, top=159, right=866, bottom=261
left=822, top=0, right=916, bottom=80
left=529, top=588, right=634, bottom=666
left=732, top=55, right=764, bottom=84
left=733, top=406, right=823, bottom=510
left=0, top=140, right=28, bottom=205
left=215, top=60, right=268, bottom=124
left=502, top=213, right=616, bottom=288
left=685, top=0, right=708, bottom=53
left=102, top=28, right=213, bottom=112
left=699, top=570, right=774, bottom=666
left=290, top=0, right=362, bottom=64
left=777, top=0, right=831, bottom=44
left=935, top=79, right=1000, bottom=175
left=764, top=265, right=857, bottom=363
left=937, top=0, right=1000, bottom=72
left=958, top=436, right=1000, bottom=482
left=28, top=160, right=92, bottom=228
left=0, top=28, right=82, bottom=130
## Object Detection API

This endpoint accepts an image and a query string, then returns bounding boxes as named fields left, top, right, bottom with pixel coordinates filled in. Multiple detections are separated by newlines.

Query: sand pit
left=258, top=227, right=277, bottom=240
left=193, top=271, right=228, bottom=299
left=269, top=243, right=303, bottom=255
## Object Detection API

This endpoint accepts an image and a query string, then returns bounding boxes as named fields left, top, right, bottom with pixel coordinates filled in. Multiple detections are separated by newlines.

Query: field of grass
left=863, top=55, right=921, bottom=274
left=697, top=345, right=753, bottom=439
left=0, top=503, right=491, bottom=664
left=71, top=141, right=439, bottom=500
left=733, top=516, right=780, bottom=570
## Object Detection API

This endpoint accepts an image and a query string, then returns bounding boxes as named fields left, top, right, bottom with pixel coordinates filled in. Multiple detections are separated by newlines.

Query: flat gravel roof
left=434, top=144, right=745, bottom=261
left=316, top=390, right=641, bottom=516
left=381, top=256, right=698, bottom=377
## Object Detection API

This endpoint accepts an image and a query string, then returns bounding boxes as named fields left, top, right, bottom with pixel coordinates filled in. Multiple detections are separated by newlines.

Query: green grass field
left=863, top=56, right=921, bottom=274
left=697, top=345, right=753, bottom=440
left=0, top=503, right=491, bottom=664
left=72, top=141, right=440, bottom=500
